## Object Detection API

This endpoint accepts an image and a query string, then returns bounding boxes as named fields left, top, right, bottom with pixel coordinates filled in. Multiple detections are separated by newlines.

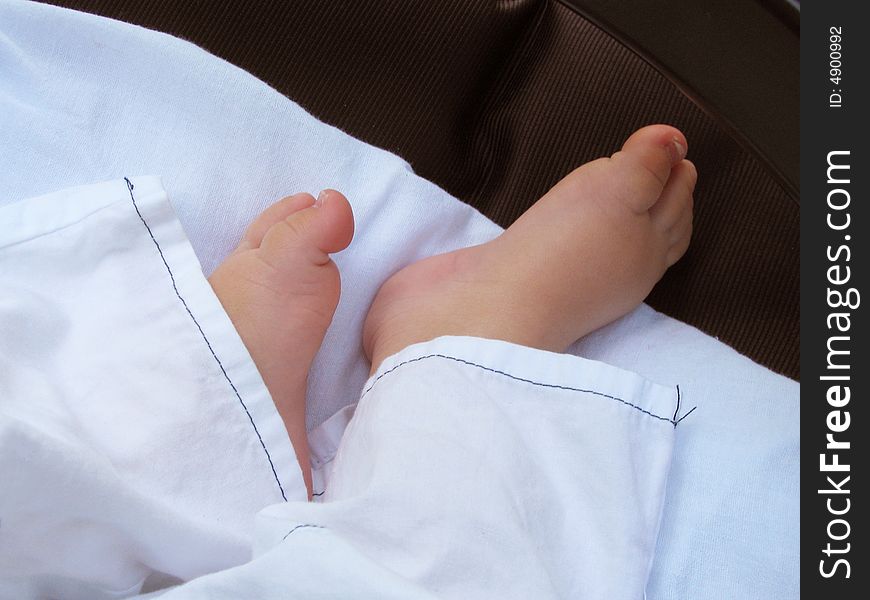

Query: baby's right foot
left=363, top=125, right=696, bottom=370
left=209, top=190, right=354, bottom=495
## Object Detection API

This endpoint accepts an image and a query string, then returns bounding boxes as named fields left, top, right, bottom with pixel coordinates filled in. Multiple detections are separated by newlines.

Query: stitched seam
left=362, top=353, right=692, bottom=426
left=675, top=405, right=698, bottom=425
left=282, top=524, right=326, bottom=540
left=125, top=178, right=287, bottom=501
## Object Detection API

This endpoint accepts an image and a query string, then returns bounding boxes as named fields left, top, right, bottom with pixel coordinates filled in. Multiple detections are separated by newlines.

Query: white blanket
left=0, top=1, right=799, bottom=598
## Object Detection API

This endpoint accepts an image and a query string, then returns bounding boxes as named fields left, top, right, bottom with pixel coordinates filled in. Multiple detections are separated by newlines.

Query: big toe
left=258, top=189, right=355, bottom=268
left=611, top=124, right=688, bottom=212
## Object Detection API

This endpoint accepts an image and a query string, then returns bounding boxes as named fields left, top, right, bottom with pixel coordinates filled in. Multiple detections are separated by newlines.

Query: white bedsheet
left=0, top=1, right=799, bottom=598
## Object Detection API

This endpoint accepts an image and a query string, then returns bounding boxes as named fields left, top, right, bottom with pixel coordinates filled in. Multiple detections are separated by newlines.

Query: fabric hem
left=309, top=334, right=686, bottom=496
left=364, top=335, right=682, bottom=427
left=123, top=176, right=305, bottom=503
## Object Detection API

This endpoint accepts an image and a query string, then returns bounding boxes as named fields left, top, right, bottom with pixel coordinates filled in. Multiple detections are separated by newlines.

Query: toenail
left=314, top=190, right=328, bottom=208
left=671, top=138, right=686, bottom=162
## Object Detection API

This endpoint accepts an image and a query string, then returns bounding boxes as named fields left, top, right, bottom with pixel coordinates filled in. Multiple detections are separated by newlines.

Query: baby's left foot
left=209, top=191, right=354, bottom=495
left=363, top=125, right=695, bottom=371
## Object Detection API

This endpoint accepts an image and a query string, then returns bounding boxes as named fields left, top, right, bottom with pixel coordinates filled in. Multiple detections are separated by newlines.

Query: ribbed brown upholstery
left=44, top=0, right=799, bottom=379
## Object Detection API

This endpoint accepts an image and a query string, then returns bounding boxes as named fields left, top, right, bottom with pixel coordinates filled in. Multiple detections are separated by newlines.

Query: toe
left=666, top=218, right=693, bottom=266
left=259, top=189, right=355, bottom=267
left=621, top=124, right=688, bottom=172
left=649, top=159, right=697, bottom=229
left=311, top=189, right=355, bottom=254
left=651, top=159, right=695, bottom=267
left=667, top=197, right=693, bottom=252
left=610, top=125, right=689, bottom=213
left=236, top=193, right=318, bottom=252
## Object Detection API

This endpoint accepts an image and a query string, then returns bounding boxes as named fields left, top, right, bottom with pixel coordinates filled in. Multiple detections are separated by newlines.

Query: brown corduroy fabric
left=43, top=0, right=799, bottom=379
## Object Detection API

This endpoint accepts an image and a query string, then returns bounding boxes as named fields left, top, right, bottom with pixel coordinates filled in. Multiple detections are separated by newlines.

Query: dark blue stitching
left=672, top=384, right=683, bottom=429
left=282, top=524, right=326, bottom=540
left=672, top=385, right=698, bottom=427
left=125, top=178, right=287, bottom=501
left=675, top=405, right=698, bottom=425
left=362, top=353, right=694, bottom=427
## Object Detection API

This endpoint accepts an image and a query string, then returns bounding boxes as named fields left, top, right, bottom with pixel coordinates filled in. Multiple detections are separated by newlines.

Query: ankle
left=363, top=315, right=440, bottom=374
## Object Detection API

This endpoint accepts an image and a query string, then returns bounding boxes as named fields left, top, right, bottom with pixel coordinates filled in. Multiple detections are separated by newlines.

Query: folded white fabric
left=0, top=178, right=304, bottom=598
left=172, top=335, right=680, bottom=600
left=0, top=1, right=799, bottom=598
left=1, top=177, right=677, bottom=599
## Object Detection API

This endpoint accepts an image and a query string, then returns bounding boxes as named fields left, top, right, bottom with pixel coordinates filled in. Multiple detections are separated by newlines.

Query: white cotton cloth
left=1, top=177, right=678, bottom=599
left=0, top=0, right=799, bottom=598
left=178, top=336, right=678, bottom=600
left=0, top=178, right=304, bottom=598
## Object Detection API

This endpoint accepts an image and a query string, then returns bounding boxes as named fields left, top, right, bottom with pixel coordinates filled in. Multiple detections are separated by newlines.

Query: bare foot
left=363, top=125, right=696, bottom=371
left=209, top=190, right=354, bottom=495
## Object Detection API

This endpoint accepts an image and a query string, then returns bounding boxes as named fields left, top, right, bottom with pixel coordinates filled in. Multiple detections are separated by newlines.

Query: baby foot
left=209, top=190, right=354, bottom=494
left=363, top=125, right=696, bottom=371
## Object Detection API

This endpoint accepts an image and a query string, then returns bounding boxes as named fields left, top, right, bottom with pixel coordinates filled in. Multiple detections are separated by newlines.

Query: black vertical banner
left=802, top=1, right=868, bottom=596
